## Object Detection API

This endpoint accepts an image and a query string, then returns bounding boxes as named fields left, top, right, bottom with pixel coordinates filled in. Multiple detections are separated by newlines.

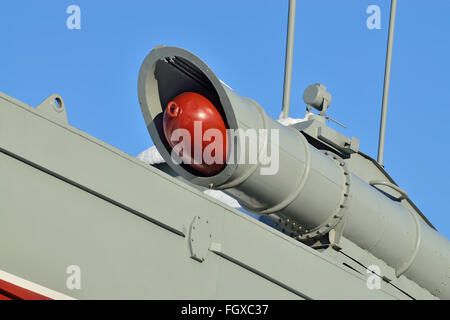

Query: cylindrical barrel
left=138, top=46, right=450, bottom=299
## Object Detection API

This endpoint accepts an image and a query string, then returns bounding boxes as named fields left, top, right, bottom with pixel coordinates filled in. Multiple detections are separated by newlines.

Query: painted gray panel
left=0, top=92, right=433, bottom=299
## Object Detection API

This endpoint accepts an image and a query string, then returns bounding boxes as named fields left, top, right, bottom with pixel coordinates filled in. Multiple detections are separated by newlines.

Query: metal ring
left=216, top=98, right=267, bottom=190
left=249, top=128, right=311, bottom=215
left=396, top=208, right=422, bottom=277
left=297, top=151, right=350, bottom=240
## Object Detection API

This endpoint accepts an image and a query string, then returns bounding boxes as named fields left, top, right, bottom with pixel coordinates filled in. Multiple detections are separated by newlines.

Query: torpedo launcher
left=138, top=46, right=450, bottom=299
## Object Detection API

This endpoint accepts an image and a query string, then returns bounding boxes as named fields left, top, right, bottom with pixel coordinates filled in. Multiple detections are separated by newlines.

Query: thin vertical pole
left=280, top=0, right=296, bottom=119
left=377, top=0, right=398, bottom=165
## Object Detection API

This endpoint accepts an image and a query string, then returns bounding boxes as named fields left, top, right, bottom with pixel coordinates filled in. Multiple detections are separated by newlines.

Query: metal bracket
left=35, top=94, right=68, bottom=124
left=316, top=126, right=359, bottom=154
left=329, top=217, right=347, bottom=250
left=188, top=216, right=212, bottom=263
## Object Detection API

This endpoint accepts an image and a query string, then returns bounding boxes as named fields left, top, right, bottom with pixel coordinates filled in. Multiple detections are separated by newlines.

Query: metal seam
left=250, top=128, right=311, bottom=215
left=396, top=207, right=422, bottom=277
left=297, top=152, right=351, bottom=240
left=0, top=147, right=186, bottom=238
left=216, top=99, right=268, bottom=190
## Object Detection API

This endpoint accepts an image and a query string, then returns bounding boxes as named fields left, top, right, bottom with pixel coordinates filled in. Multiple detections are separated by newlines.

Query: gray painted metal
left=280, top=0, right=296, bottom=119
left=303, top=84, right=331, bottom=116
left=351, top=151, right=436, bottom=230
left=377, top=0, right=398, bottom=165
left=0, top=92, right=427, bottom=299
left=293, top=117, right=435, bottom=230
left=138, top=46, right=450, bottom=299
left=146, top=152, right=438, bottom=300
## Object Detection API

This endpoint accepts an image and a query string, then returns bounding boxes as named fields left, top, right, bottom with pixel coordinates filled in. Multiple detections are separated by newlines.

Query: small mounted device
left=303, top=83, right=332, bottom=116
left=303, top=83, right=345, bottom=128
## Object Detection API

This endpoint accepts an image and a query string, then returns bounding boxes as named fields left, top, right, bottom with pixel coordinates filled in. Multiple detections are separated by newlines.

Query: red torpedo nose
left=162, top=92, right=228, bottom=176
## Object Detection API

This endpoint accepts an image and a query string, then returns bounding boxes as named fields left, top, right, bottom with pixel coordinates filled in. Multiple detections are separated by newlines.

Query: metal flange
left=296, top=151, right=351, bottom=241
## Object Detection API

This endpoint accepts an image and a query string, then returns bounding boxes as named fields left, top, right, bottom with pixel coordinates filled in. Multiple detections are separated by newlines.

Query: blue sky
left=0, top=1, right=449, bottom=238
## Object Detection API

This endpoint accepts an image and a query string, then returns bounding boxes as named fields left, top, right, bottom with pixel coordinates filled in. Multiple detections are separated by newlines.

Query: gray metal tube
left=280, top=0, right=296, bottom=119
left=217, top=91, right=450, bottom=299
left=377, top=0, right=397, bottom=165
left=138, top=46, right=450, bottom=299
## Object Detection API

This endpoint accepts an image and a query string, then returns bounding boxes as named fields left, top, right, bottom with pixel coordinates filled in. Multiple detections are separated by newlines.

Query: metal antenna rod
left=377, top=0, right=398, bottom=165
left=280, top=0, right=296, bottom=119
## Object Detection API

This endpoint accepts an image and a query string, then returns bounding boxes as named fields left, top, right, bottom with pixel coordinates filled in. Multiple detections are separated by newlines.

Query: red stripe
left=0, top=293, right=13, bottom=300
left=0, top=279, right=52, bottom=300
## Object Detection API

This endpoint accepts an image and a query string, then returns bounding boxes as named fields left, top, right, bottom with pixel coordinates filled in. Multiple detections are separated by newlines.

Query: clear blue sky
left=1, top=1, right=449, bottom=238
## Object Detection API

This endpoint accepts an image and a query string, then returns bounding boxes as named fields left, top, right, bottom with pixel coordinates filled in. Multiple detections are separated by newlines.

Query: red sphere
left=162, top=92, right=228, bottom=176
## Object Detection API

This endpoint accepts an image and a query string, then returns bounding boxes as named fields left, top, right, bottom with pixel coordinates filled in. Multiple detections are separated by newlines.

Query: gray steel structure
left=139, top=46, right=450, bottom=299
left=0, top=44, right=449, bottom=299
